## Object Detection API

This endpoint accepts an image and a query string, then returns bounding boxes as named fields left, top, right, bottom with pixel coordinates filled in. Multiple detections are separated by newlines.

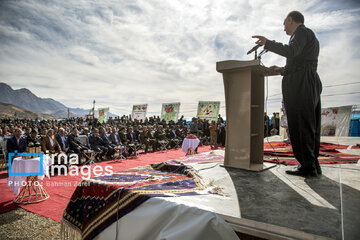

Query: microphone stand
left=257, top=49, right=268, bottom=60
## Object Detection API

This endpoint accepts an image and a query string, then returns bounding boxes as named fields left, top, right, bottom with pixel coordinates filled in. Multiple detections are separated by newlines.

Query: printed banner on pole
left=197, top=101, right=220, bottom=121
left=161, top=102, right=180, bottom=122
left=132, top=104, right=147, bottom=121
left=97, top=107, right=109, bottom=123
left=88, top=107, right=94, bottom=117
left=321, top=106, right=352, bottom=136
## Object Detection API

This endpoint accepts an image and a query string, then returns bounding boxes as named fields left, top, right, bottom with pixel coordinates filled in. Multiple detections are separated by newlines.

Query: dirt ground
left=0, top=208, right=60, bottom=240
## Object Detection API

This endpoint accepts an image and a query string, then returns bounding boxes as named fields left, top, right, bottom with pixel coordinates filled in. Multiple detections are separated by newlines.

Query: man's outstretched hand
left=252, top=35, right=267, bottom=45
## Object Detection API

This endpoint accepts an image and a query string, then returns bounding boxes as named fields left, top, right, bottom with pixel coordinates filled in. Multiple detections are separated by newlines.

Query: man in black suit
left=99, top=127, right=116, bottom=159
left=110, top=127, right=127, bottom=157
left=133, top=126, right=141, bottom=141
left=89, top=128, right=108, bottom=160
left=7, top=128, right=27, bottom=163
left=126, top=127, right=139, bottom=155
left=68, top=128, right=89, bottom=157
left=127, top=127, right=138, bottom=143
left=253, top=11, right=322, bottom=177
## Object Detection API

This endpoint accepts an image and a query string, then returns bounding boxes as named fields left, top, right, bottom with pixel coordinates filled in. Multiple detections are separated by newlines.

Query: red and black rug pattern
left=264, top=142, right=360, bottom=165
left=61, top=163, right=208, bottom=240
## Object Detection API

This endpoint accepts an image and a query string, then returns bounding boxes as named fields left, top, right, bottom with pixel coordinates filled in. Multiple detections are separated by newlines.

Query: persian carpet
left=61, top=163, right=208, bottom=240
left=264, top=142, right=360, bottom=165
left=167, top=153, right=224, bottom=165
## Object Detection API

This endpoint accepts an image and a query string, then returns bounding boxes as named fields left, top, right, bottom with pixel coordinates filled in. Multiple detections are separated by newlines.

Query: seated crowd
left=1, top=115, right=226, bottom=164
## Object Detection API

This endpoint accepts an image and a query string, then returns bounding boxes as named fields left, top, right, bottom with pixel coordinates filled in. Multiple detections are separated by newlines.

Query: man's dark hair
left=287, top=11, right=304, bottom=24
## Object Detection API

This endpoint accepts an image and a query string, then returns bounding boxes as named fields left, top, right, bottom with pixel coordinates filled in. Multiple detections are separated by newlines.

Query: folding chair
left=114, top=145, right=127, bottom=160
left=159, top=140, right=169, bottom=152
left=173, top=138, right=182, bottom=148
left=128, top=143, right=140, bottom=158
left=83, top=149, right=98, bottom=167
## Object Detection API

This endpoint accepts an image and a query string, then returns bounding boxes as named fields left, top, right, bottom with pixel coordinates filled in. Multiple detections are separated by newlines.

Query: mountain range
left=0, top=102, right=55, bottom=119
left=0, top=82, right=118, bottom=118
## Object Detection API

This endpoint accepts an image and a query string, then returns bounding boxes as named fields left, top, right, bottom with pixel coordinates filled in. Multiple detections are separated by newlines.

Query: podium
left=216, top=59, right=279, bottom=171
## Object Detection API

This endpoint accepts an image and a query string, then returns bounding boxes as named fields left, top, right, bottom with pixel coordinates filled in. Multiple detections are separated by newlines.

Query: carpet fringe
left=61, top=218, right=82, bottom=240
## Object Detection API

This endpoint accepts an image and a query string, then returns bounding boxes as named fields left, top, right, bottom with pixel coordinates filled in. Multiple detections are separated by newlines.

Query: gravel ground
left=0, top=208, right=60, bottom=240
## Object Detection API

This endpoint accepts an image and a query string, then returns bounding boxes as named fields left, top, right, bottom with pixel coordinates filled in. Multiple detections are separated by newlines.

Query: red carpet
left=0, top=146, right=212, bottom=221
left=264, top=142, right=360, bottom=165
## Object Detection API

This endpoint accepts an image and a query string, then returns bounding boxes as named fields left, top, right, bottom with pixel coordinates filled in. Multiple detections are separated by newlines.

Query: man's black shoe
left=285, top=169, right=318, bottom=177
left=315, top=162, right=322, bottom=175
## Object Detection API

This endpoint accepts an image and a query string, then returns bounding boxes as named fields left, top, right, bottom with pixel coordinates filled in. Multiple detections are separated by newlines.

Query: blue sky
left=0, top=0, right=359, bottom=117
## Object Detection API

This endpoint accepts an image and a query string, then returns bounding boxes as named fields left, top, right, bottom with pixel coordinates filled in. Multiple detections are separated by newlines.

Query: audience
left=0, top=115, right=227, bottom=166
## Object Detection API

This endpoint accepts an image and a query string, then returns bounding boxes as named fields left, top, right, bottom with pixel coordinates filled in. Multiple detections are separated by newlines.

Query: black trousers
left=282, top=68, right=322, bottom=171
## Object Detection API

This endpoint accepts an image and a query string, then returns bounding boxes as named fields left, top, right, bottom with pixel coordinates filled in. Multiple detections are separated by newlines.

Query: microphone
left=247, top=45, right=262, bottom=55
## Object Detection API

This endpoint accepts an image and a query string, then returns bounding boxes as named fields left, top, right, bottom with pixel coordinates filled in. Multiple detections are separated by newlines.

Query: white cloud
left=0, top=0, right=359, bottom=117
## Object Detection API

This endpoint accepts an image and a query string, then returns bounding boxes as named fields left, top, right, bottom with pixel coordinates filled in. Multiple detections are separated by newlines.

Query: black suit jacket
left=68, top=134, right=87, bottom=150
left=99, top=133, right=112, bottom=145
left=89, top=135, right=107, bottom=149
left=55, top=134, right=69, bottom=151
left=7, top=136, right=27, bottom=153
left=127, top=132, right=138, bottom=143
left=109, top=133, right=121, bottom=145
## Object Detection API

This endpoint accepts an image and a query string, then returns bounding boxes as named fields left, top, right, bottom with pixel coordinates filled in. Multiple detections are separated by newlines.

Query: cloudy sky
left=0, top=0, right=359, bottom=117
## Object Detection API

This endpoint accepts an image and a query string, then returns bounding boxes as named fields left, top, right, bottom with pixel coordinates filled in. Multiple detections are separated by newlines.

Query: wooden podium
left=216, top=59, right=279, bottom=171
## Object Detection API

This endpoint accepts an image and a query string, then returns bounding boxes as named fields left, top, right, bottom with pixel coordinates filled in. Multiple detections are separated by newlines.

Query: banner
left=197, top=101, right=220, bottom=121
left=97, top=107, right=109, bottom=123
left=321, top=106, right=352, bottom=136
left=131, top=104, right=147, bottom=121
left=88, top=107, right=94, bottom=117
left=161, top=102, right=180, bottom=122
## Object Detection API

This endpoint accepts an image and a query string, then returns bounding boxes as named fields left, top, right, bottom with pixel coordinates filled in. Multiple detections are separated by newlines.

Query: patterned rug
left=61, top=163, right=209, bottom=240
left=264, top=142, right=360, bottom=165
left=167, top=153, right=224, bottom=165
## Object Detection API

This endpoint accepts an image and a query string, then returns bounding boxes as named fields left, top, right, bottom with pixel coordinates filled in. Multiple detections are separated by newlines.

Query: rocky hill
left=0, top=102, right=55, bottom=119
